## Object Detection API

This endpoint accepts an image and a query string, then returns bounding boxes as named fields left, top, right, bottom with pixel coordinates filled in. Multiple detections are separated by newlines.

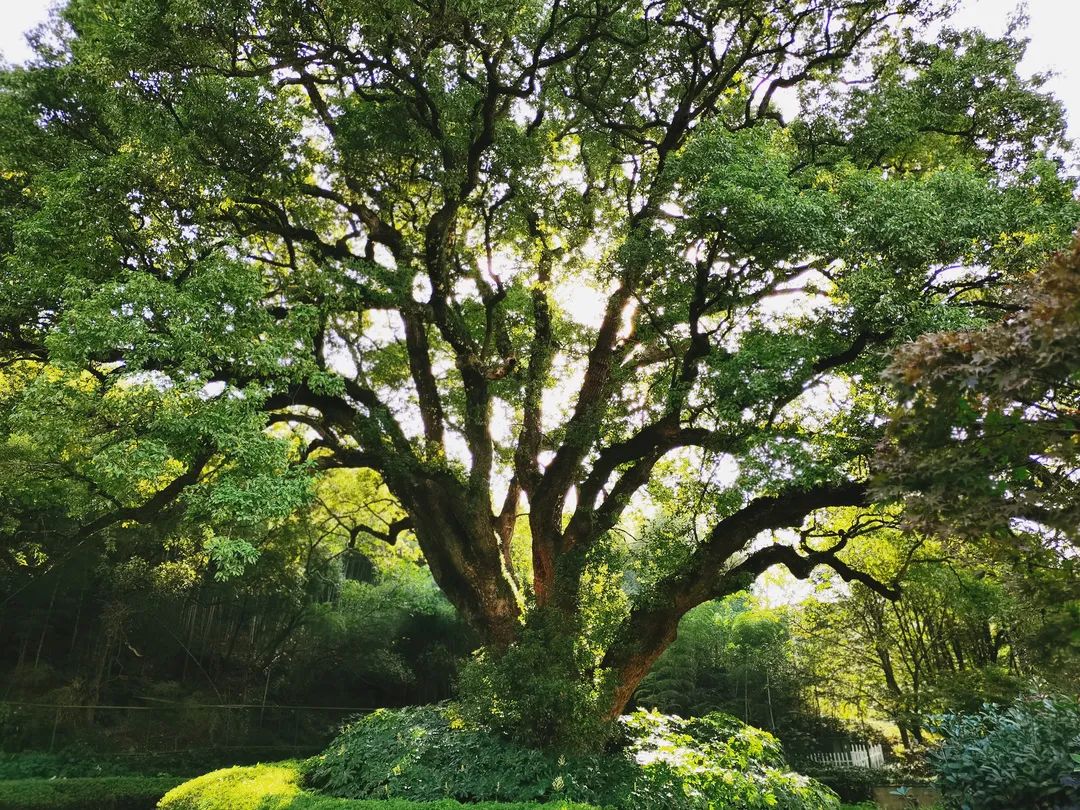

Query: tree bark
left=399, top=475, right=522, bottom=648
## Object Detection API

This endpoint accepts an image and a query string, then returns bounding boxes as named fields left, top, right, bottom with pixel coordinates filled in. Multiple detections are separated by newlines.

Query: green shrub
left=794, top=765, right=877, bottom=803
left=795, top=764, right=933, bottom=803
left=926, top=692, right=1080, bottom=809
left=0, top=775, right=183, bottom=810
left=0, top=750, right=140, bottom=780
left=158, top=762, right=597, bottom=809
left=0, top=747, right=315, bottom=779
left=304, top=704, right=840, bottom=810
left=457, top=610, right=619, bottom=752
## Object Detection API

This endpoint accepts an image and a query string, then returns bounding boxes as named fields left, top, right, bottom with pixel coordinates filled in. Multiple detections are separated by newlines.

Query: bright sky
left=1, top=0, right=1078, bottom=138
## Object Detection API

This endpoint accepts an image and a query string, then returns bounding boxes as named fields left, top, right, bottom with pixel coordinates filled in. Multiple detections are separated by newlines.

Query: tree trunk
left=599, top=600, right=691, bottom=720
left=33, top=580, right=59, bottom=670
left=898, top=724, right=911, bottom=748
left=398, top=475, right=522, bottom=648
left=604, top=641, right=677, bottom=720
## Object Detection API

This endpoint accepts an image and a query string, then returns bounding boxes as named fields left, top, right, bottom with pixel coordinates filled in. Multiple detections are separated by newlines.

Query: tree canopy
left=1, top=0, right=1077, bottom=744
left=880, top=235, right=1080, bottom=548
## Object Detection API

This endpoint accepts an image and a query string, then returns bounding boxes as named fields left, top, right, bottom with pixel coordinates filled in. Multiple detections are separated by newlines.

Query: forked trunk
left=399, top=476, right=523, bottom=649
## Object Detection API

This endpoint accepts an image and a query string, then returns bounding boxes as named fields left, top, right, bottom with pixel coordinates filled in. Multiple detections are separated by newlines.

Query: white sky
left=1, top=0, right=1078, bottom=138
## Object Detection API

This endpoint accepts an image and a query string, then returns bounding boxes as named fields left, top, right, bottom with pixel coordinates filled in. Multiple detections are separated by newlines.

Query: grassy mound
left=303, top=706, right=839, bottom=810
left=0, top=775, right=183, bottom=810
left=157, top=762, right=597, bottom=809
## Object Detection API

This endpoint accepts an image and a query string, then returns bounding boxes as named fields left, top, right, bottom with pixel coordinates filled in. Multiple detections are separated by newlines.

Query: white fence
left=808, top=743, right=885, bottom=769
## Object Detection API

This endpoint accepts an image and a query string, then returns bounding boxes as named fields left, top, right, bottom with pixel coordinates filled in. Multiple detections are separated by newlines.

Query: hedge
left=158, top=763, right=602, bottom=810
left=0, top=775, right=184, bottom=810
left=0, top=748, right=316, bottom=780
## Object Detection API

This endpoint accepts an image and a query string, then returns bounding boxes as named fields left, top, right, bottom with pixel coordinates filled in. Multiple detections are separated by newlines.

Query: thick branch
left=354, top=516, right=413, bottom=546
left=601, top=480, right=871, bottom=716
left=730, top=542, right=901, bottom=600
left=79, top=453, right=212, bottom=538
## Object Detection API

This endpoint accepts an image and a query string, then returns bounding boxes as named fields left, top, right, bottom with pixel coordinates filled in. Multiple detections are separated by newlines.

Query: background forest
left=4, top=461, right=1077, bottom=764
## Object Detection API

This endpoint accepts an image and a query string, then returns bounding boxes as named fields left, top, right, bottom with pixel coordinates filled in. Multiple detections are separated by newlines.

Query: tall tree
left=1, top=0, right=1076, bottom=744
left=794, top=520, right=1080, bottom=748
left=798, top=551, right=1019, bottom=747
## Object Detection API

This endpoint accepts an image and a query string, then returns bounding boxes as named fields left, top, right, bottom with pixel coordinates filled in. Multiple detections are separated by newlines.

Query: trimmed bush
left=157, top=762, right=597, bottom=809
left=304, top=705, right=840, bottom=810
left=0, top=775, right=183, bottom=810
left=0, top=748, right=296, bottom=780
left=927, top=692, right=1080, bottom=809
left=0, top=750, right=144, bottom=780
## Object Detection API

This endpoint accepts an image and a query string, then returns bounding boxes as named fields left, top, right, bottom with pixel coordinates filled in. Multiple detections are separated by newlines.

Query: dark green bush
left=0, top=775, right=183, bottom=810
left=0, top=747, right=328, bottom=781
left=794, top=764, right=932, bottom=803
left=304, top=704, right=623, bottom=805
left=793, top=765, right=878, bottom=803
left=927, top=692, right=1080, bottom=809
left=457, top=610, right=619, bottom=752
left=0, top=746, right=316, bottom=779
left=304, top=704, right=840, bottom=810
left=158, top=762, right=597, bottom=809
left=0, top=750, right=140, bottom=780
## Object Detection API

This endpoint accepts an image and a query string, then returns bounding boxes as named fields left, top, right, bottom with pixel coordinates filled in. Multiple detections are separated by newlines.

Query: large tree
left=1, top=0, right=1077, bottom=743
